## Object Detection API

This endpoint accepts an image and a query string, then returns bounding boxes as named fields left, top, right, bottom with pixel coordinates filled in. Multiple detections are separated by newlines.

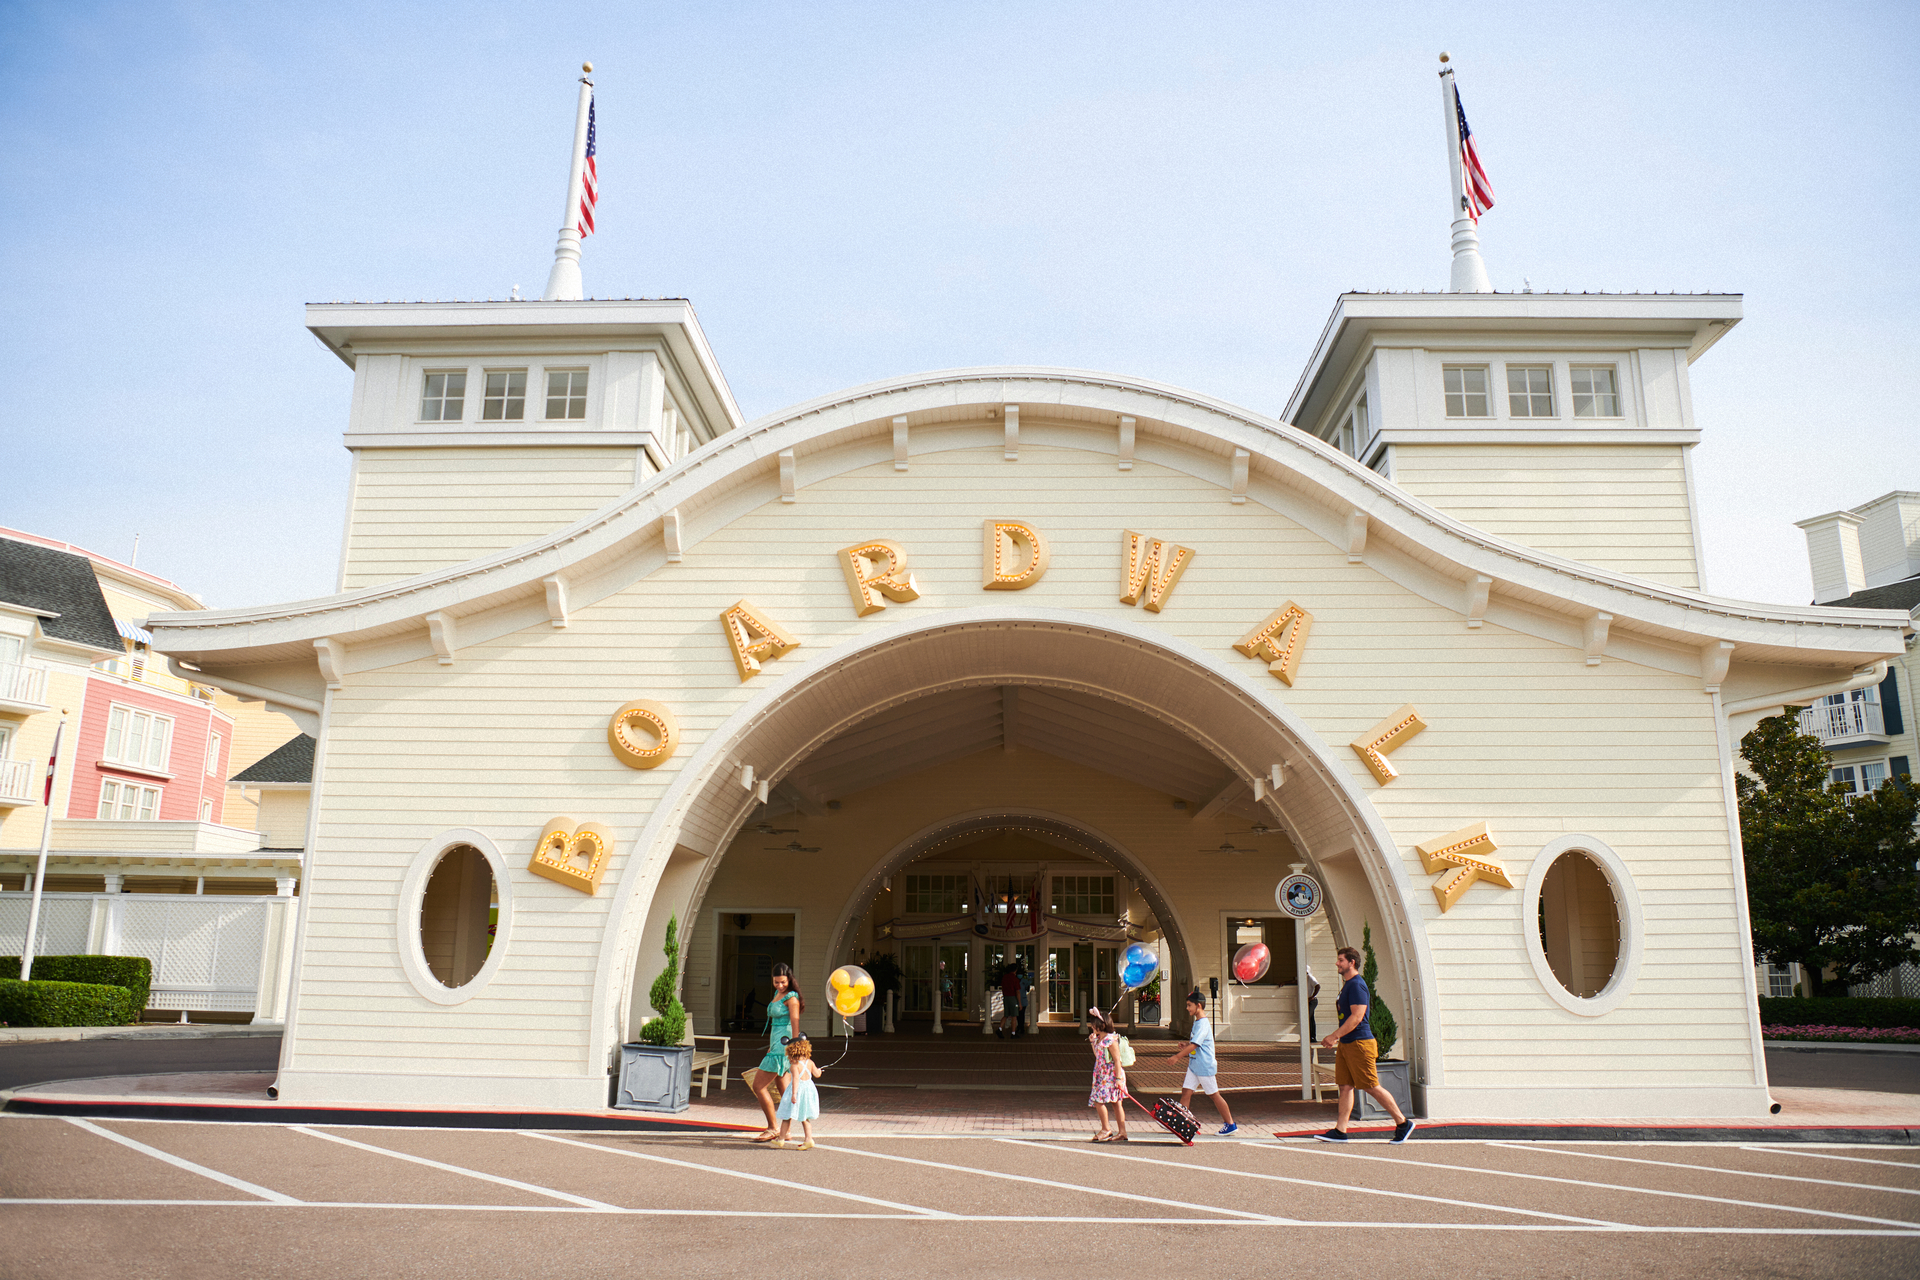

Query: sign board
left=1275, top=872, right=1321, bottom=919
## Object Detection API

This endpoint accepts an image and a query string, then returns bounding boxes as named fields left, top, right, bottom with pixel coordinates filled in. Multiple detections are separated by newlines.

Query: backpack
left=1114, top=1035, right=1136, bottom=1067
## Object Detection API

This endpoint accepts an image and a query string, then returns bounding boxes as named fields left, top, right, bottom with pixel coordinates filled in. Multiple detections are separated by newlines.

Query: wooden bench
left=690, top=1034, right=730, bottom=1098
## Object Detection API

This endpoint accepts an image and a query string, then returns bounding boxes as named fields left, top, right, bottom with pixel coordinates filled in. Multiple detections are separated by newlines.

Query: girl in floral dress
left=1086, top=1006, right=1128, bottom=1142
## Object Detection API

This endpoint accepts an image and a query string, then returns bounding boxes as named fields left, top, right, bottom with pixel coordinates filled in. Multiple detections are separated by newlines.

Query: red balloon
left=1232, top=942, right=1270, bottom=983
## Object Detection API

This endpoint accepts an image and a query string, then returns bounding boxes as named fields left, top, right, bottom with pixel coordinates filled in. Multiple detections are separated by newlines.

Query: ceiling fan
left=1223, top=823, right=1278, bottom=838
left=765, top=838, right=823, bottom=854
left=749, top=822, right=798, bottom=836
left=1197, top=841, right=1256, bottom=855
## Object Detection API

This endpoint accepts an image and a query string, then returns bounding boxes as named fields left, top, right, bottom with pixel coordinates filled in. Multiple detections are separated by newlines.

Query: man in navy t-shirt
left=1316, top=946, right=1414, bottom=1143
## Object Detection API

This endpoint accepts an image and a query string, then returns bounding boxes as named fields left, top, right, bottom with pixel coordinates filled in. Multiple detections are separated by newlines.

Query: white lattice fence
left=119, top=898, right=269, bottom=1012
left=0, top=893, right=95, bottom=958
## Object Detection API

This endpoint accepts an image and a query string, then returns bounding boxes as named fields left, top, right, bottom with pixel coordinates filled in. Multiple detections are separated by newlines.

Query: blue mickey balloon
left=1120, top=942, right=1159, bottom=991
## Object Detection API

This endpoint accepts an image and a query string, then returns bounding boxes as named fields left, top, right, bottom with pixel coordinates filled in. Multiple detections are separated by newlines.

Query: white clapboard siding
left=1389, top=443, right=1700, bottom=588
left=294, top=440, right=1751, bottom=1097
left=340, top=447, right=640, bottom=589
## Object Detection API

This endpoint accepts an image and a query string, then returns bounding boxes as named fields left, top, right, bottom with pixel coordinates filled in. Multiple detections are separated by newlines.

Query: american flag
left=577, top=94, right=598, bottom=236
left=1454, top=84, right=1494, bottom=222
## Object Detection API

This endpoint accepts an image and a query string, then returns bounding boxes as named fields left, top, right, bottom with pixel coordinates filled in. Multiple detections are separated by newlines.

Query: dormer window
left=420, top=371, right=466, bottom=422
left=1444, top=366, right=1492, bottom=418
left=482, top=371, right=526, bottom=421
left=545, top=369, right=589, bottom=420
left=1506, top=366, right=1555, bottom=418
left=1571, top=366, right=1621, bottom=417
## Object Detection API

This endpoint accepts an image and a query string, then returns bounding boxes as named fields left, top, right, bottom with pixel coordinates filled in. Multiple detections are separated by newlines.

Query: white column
left=1293, top=862, right=1313, bottom=1101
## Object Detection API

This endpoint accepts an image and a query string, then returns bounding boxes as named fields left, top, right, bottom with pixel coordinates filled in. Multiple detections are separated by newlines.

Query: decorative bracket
left=1346, top=509, right=1369, bottom=564
left=424, top=612, right=457, bottom=666
left=313, top=637, right=347, bottom=691
left=1700, top=639, right=1735, bottom=692
left=1117, top=416, right=1135, bottom=471
left=663, top=509, right=684, bottom=563
left=892, top=416, right=909, bottom=471
left=1583, top=612, right=1612, bottom=666
left=1230, top=448, right=1249, bottom=504
left=778, top=449, right=797, bottom=503
left=1465, top=574, right=1493, bottom=629
left=1003, top=404, right=1020, bottom=460
left=543, top=575, right=570, bottom=629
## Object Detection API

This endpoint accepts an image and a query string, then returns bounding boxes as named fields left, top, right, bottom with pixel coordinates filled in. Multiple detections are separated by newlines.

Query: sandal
left=1091, top=1132, right=1114, bottom=1143
left=750, top=1130, right=780, bottom=1143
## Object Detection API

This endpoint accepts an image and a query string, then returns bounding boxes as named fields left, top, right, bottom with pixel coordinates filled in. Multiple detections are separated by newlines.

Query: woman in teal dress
left=745, top=963, right=803, bottom=1142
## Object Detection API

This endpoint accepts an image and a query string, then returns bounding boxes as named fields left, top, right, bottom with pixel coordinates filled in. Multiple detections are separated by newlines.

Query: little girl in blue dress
left=775, top=1036, right=823, bottom=1150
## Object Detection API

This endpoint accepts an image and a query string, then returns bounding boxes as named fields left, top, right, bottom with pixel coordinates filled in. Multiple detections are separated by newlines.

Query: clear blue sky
left=3, top=2, right=1914, bottom=609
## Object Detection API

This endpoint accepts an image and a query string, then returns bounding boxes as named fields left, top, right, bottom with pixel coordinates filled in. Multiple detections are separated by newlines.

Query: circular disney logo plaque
left=1275, top=872, right=1322, bottom=919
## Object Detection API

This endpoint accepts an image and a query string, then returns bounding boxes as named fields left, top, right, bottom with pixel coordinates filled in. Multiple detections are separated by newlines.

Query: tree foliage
left=638, top=914, right=689, bottom=1046
left=1361, top=921, right=1397, bottom=1059
left=1737, top=711, right=1920, bottom=994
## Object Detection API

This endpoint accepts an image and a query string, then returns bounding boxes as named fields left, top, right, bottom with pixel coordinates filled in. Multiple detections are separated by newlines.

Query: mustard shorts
left=1334, top=1038, right=1379, bottom=1090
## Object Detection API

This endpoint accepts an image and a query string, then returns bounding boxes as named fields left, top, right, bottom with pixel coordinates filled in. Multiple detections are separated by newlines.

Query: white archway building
left=150, top=296, right=1907, bottom=1119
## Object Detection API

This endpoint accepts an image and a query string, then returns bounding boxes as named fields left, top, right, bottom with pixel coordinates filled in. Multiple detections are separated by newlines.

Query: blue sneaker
left=1390, top=1119, right=1416, bottom=1144
left=1315, top=1128, right=1349, bottom=1143
left=1217, top=1123, right=1239, bottom=1136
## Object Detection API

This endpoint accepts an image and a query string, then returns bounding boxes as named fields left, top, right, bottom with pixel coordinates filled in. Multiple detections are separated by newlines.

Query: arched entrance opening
left=597, top=608, right=1438, bottom=1087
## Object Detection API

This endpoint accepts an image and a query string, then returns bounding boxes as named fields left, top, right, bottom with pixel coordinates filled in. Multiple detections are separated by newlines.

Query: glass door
left=903, top=943, right=934, bottom=1013
left=937, top=944, right=969, bottom=1015
left=1047, top=946, right=1072, bottom=1020
left=1092, top=945, right=1119, bottom=1016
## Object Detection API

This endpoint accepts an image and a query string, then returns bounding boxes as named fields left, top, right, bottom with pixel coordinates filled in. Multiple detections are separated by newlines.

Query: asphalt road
left=1765, top=1045, right=1920, bottom=1094
left=0, top=1034, right=283, bottom=1091
left=1, top=1117, right=1915, bottom=1279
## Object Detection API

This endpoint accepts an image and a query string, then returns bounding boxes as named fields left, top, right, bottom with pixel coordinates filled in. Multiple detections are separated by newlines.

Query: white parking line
left=289, top=1126, right=618, bottom=1211
left=816, top=1141, right=1288, bottom=1222
left=1489, top=1142, right=1920, bottom=1197
left=62, top=1118, right=298, bottom=1204
left=0, top=1196, right=1917, bottom=1234
left=1741, top=1146, right=1920, bottom=1171
left=1260, top=1143, right=1920, bottom=1230
left=521, top=1131, right=957, bottom=1218
left=1009, top=1139, right=1627, bottom=1228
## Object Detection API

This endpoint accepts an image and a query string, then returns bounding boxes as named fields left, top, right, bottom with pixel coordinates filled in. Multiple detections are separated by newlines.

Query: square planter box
left=1138, top=1002, right=1162, bottom=1025
left=1354, top=1057, right=1414, bottom=1120
left=613, top=1042, right=693, bottom=1113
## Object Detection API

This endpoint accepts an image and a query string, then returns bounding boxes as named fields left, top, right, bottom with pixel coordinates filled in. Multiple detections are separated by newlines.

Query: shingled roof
left=232, top=734, right=316, bottom=785
left=0, top=536, right=123, bottom=653
left=1821, top=575, right=1920, bottom=615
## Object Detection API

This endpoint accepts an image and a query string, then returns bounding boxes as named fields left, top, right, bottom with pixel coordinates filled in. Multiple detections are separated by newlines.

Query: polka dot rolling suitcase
left=1125, top=1091, right=1198, bottom=1145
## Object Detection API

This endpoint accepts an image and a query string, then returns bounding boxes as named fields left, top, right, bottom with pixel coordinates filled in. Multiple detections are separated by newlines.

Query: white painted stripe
left=1261, top=1143, right=1920, bottom=1230
left=1008, top=1139, right=1625, bottom=1228
left=1490, top=1142, right=1920, bottom=1197
left=521, top=1131, right=956, bottom=1217
left=1741, top=1146, right=1920, bottom=1171
left=816, top=1140, right=1287, bottom=1222
left=0, top=1197, right=1915, bottom=1235
left=289, top=1125, right=617, bottom=1211
left=62, top=1118, right=298, bottom=1205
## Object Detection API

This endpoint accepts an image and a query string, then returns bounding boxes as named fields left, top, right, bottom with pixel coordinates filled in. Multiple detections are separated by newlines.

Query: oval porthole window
left=1535, top=849, right=1621, bottom=1000
left=418, top=843, right=498, bottom=989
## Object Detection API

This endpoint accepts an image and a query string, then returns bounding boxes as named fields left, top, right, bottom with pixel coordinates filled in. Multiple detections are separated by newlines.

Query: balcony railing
left=1797, top=699, right=1887, bottom=744
left=0, top=661, right=48, bottom=710
left=0, top=757, right=35, bottom=806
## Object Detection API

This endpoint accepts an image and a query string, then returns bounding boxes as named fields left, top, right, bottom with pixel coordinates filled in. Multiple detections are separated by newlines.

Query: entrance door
left=937, top=944, right=969, bottom=1016
left=986, top=943, right=1035, bottom=1020
left=717, top=913, right=794, bottom=1034
left=902, top=942, right=971, bottom=1018
left=1053, top=943, right=1120, bottom=1020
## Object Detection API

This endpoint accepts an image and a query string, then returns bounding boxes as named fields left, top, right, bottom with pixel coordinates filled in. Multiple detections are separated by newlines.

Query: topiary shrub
left=0, top=979, right=135, bottom=1027
left=638, top=914, right=689, bottom=1046
left=0, top=956, right=151, bottom=1016
left=1361, top=922, right=1398, bottom=1059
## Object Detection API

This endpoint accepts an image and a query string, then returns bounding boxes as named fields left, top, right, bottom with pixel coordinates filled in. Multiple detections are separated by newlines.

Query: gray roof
left=1821, top=575, right=1920, bottom=614
left=0, top=537, right=122, bottom=653
left=232, top=734, right=315, bottom=785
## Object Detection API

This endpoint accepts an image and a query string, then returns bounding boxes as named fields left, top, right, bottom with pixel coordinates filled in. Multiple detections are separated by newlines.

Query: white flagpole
left=1438, top=53, right=1493, bottom=293
left=20, top=714, right=67, bottom=981
left=541, top=62, right=597, bottom=302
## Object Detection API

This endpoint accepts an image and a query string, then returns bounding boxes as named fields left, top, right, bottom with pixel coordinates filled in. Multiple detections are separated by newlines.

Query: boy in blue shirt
left=1165, top=990, right=1237, bottom=1135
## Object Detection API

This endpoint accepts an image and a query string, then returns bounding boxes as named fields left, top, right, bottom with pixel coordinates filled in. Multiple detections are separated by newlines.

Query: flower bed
left=1762, top=1024, right=1920, bottom=1044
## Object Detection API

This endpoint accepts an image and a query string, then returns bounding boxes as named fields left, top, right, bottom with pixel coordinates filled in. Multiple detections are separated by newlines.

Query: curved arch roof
left=147, top=365, right=1907, bottom=683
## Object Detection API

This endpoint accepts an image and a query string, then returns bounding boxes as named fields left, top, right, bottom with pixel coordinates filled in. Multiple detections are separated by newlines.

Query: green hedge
left=1758, top=996, right=1920, bottom=1029
left=0, top=979, right=136, bottom=1027
left=0, top=955, right=151, bottom=1013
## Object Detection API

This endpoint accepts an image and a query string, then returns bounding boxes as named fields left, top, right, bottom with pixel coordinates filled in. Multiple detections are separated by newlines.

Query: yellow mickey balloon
left=825, top=964, right=875, bottom=1019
